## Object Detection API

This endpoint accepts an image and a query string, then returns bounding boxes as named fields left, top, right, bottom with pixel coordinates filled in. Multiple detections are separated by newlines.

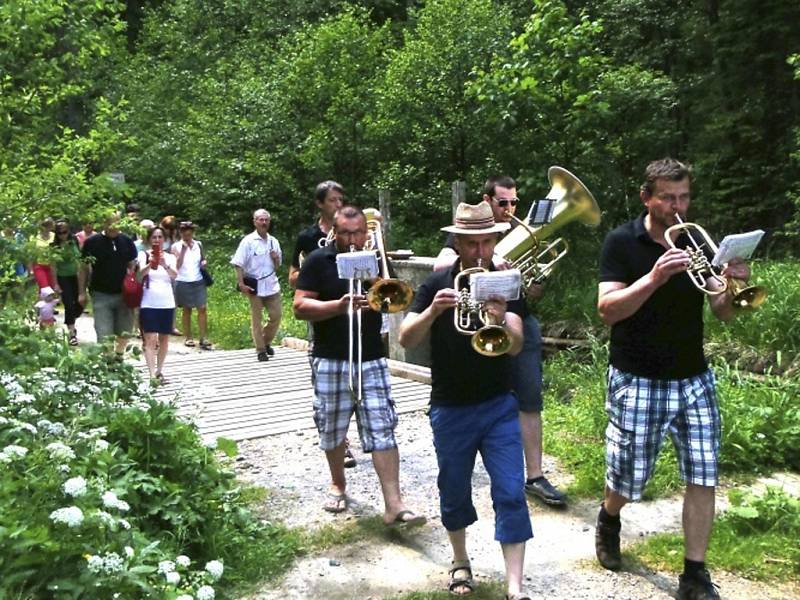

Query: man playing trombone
left=595, top=158, right=751, bottom=600
left=400, top=202, right=532, bottom=600
left=293, top=206, right=425, bottom=526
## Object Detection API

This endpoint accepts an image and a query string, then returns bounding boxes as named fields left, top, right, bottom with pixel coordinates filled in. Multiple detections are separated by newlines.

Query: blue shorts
left=311, top=357, right=398, bottom=453
left=605, top=366, right=721, bottom=501
left=429, top=392, right=533, bottom=543
left=510, top=315, right=543, bottom=412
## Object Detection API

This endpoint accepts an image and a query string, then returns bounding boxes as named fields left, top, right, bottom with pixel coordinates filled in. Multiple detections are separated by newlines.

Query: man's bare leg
left=447, top=528, right=472, bottom=596
left=501, top=541, right=526, bottom=597
left=683, top=483, right=715, bottom=561
left=323, top=440, right=347, bottom=511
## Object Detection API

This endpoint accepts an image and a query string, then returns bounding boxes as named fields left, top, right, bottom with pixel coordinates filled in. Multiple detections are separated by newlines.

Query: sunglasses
left=494, top=198, right=519, bottom=208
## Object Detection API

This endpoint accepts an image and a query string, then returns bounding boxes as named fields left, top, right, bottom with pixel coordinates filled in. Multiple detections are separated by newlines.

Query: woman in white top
left=137, top=227, right=178, bottom=383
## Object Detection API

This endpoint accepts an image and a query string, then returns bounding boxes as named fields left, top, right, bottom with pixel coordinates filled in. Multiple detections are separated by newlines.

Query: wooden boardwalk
left=145, top=345, right=431, bottom=442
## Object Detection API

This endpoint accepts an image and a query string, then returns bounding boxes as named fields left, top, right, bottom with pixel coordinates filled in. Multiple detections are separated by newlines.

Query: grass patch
left=631, top=487, right=800, bottom=581
left=385, top=580, right=505, bottom=600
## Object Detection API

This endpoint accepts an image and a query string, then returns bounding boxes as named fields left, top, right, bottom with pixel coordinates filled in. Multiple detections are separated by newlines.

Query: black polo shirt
left=296, top=244, right=384, bottom=361
left=81, top=232, right=137, bottom=294
left=599, top=213, right=707, bottom=379
left=409, top=261, right=525, bottom=406
left=291, top=223, right=326, bottom=269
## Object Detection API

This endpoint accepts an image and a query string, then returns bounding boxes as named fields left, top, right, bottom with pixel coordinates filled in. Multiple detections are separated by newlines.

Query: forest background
left=2, top=0, right=800, bottom=261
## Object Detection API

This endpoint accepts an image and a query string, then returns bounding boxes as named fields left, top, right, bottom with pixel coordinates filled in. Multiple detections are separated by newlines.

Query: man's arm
left=233, top=265, right=253, bottom=294
left=433, top=247, right=458, bottom=272
left=288, top=265, right=301, bottom=288
left=597, top=247, right=690, bottom=326
left=293, top=288, right=353, bottom=322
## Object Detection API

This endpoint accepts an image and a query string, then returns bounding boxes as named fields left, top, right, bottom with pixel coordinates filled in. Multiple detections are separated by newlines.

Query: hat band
left=453, top=215, right=496, bottom=229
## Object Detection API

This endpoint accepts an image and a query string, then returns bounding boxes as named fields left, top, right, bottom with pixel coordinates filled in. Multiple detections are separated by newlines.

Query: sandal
left=68, top=334, right=78, bottom=346
left=323, top=492, right=347, bottom=514
left=199, top=339, right=212, bottom=350
left=184, top=339, right=196, bottom=347
left=448, top=560, right=474, bottom=596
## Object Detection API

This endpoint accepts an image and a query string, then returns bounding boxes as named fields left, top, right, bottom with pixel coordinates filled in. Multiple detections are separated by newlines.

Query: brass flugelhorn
left=664, top=214, right=767, bottom=309
left=453, top=259, right=514, bottom=357
left=494, top=166, right=600, bottom=288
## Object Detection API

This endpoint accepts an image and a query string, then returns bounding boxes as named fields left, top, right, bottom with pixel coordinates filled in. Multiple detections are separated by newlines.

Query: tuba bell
left=664, top=214, right=767, bottom=310
left=495, top=166, right=600, bottom=287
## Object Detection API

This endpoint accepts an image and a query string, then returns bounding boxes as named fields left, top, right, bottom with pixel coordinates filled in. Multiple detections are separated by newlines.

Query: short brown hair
left=641, top=158, right=691, bottom=196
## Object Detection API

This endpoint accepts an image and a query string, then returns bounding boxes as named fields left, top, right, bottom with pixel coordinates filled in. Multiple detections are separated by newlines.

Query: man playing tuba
left=595, top=158, right=751, bottom=600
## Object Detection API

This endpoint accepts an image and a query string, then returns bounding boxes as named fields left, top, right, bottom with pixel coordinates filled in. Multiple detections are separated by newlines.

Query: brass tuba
left=363, top=208, right=414, bottom=313
left=495, top=166, right=600, bottom=288
left=453, top=260, right=514, bottom=356
left=664, top=214, right=767, bottom=310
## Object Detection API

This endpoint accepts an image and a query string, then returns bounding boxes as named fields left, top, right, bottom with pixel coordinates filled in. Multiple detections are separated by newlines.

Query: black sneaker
left=524, top=476, right=567, bottom=506
left=266, top=345, right=275, bottom=356
left=257, top=350, right=269, bottom=362
left=677, top=570, right=720, bottom=600
left=595, top=509, right=622, bottom=571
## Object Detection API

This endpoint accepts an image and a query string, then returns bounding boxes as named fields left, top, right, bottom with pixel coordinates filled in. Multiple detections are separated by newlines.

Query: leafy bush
left=0, top=314, right=301, bottom=598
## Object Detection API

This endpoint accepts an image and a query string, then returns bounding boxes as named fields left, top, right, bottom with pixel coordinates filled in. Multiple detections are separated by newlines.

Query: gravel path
left=233, top=411, right=799, bottom=600
left=64, top=314, right=797, bottom=599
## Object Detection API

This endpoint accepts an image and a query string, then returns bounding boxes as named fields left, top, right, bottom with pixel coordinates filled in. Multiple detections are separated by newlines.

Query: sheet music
left=469, top=269, right=521, bottom=302
left=711, top=230, right=765, bottom=267
left=336, top=250, right=379, bottom=280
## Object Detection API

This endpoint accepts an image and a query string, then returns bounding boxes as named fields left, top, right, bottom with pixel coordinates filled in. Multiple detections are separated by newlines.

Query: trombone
left=453, top=259, right=515, bottom=356
left=664, top=214, right=767, bottom=309
left=363, top=208, right=414, bottom=313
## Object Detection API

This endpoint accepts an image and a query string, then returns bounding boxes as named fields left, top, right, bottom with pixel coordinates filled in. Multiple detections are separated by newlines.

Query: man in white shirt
left=231, top=209, right=283, bottom=361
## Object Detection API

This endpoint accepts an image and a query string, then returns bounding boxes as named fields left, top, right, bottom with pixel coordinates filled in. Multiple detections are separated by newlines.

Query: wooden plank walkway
left=144, top=346, right=431, bottom=442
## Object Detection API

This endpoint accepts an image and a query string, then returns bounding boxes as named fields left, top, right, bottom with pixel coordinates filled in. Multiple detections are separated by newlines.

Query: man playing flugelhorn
left=595, top=158, right=751, bottom=600
left=400, top=201, right=532, bottom=600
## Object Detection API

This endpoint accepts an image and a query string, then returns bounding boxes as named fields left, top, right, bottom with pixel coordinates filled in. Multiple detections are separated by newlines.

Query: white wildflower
left=119, top=518, right=131, bottom=530
left=86, top=554, right=105, bottom=574
left=0, top=416, right=8, bottom=425
left=49, top=506, right=84, bottom=527
left=176, top=555, right=191, bottom=567
left=0, top=454, right=10, bottom=464
left=46, top=442, right=75, bottom=460
left=58, top=464, right=71, bottom=473
left=157, top=560, right=176, bottom=575
left=10, top=392, right=35, bottom=404
left=196, top=586, right=215, bottom=600
left=96, top=511, right=116, bottom=527
left=165, top=571, right=181, bottom=585
left=204, top=439, right=218, bottom=450
left=204, top=560, right=224, bottom=581
left=176, top=595, right=194, bottom=600
left=47, top=421, right=66, bottom=436
left=3, top=444, right=28, bottom=459
left=63, top=476, right=88, bottom=497
left=124, top=546, right=135, bottom=559
left=103, top=552, right=124, bottom=573
left=94, top=439, right=110, bottom=452
left=14, top=422, right=37, bottom=434
left=101, top=490, right=128, bottom=510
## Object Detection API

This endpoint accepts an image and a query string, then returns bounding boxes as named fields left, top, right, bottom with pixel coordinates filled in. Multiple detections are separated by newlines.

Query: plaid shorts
left=605, top=365, right=720, bottom=501
left=311, top=357, right=398, bottom=453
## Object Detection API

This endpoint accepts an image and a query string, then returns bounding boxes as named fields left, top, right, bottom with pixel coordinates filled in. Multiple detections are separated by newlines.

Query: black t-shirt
left=408, top=261, right=525, bottom=406
left=599, top=212, right=707, bottom=379
left=291, top=223, right=326, bottom=269
left=296, top=244, right=384, bottom=360
left=81, top=233, right=137, bottom=294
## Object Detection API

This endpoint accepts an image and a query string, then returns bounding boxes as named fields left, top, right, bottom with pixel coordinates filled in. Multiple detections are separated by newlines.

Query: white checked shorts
left=311, top=357, right=398, bottom=453
left=605, top=365, right=721, bottom=501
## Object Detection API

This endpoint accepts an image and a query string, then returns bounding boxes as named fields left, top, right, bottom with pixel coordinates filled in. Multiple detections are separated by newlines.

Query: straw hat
left=440, top=201, right=510, bottom=235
